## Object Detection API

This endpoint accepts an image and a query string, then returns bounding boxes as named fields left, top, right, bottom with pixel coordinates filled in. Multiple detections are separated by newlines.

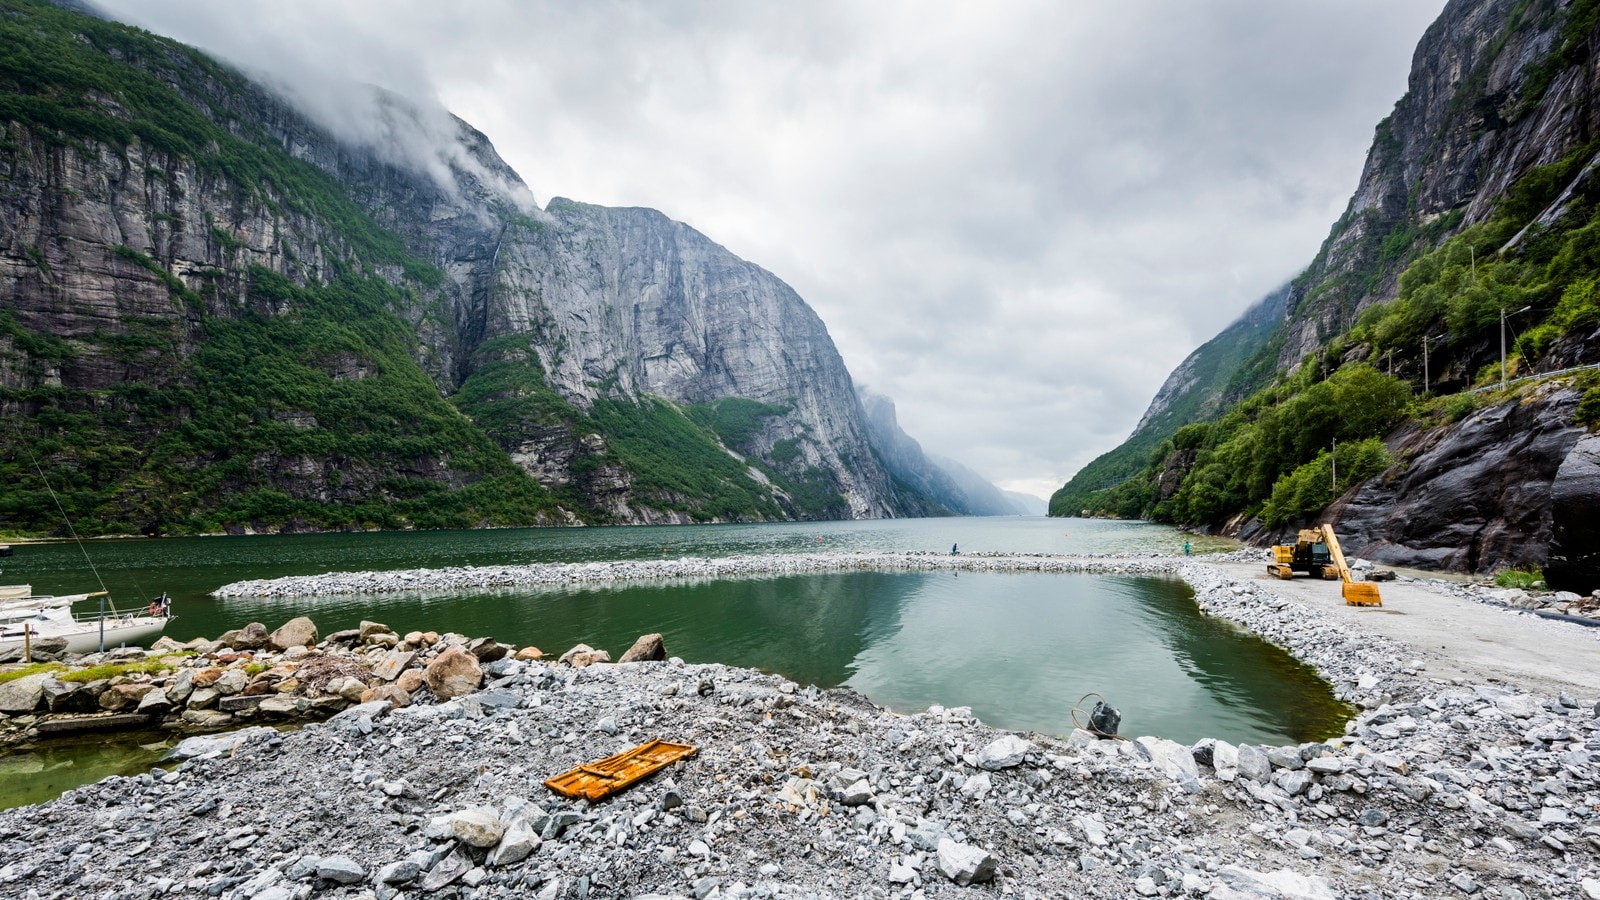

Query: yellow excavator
left=1269, top=524, right=1382, bottom=606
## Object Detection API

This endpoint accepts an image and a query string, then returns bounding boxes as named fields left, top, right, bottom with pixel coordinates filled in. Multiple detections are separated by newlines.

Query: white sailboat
left=0, top=585, right=171, bottom=655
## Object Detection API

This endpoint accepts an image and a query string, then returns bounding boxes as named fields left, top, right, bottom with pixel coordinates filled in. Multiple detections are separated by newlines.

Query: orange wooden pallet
left=544, top=738, right=698, bottom=802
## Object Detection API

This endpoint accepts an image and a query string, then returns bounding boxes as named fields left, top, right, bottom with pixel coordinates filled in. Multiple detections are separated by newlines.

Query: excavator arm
left=1320, top=524, right=1381, bottom=606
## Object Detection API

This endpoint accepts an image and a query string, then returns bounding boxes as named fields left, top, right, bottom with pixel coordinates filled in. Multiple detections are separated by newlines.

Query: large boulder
left=1549, top=432, right=1600, bottom=593
left=1335, top=388, right=1585, bottom=573
left=558, top=644, right=611, bottom=668
left=468, top=638, right=511, bottom=664
left=617, top=633, right=667, bottom=663
left=266, top=617, right=318, bottom=651
left=0, top=637, right=68, bottom=663
left=0, top=672, right=52, bottom=714
left=41, top=677, right=93, bottom=713
left=227, top=622, right=269, bottom=651
left=425, top=648, right=482, bottom=699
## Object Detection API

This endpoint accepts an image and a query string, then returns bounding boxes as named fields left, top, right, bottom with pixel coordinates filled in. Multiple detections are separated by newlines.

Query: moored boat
left=0, top=587, right=171, bottom=655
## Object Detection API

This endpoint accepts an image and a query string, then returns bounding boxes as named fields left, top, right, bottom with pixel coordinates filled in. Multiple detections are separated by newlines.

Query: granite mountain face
left=0, top=0, right=967, bottom=533
left=1053, top=0, right=1600, bottom=590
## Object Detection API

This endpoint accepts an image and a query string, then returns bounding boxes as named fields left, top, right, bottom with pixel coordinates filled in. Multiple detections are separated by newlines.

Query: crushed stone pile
left=0, top=560, right=1596, bottom=898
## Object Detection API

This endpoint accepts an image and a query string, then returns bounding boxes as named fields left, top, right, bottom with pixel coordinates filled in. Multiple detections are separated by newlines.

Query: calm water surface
left=0, top=518, right=1348, bottom=808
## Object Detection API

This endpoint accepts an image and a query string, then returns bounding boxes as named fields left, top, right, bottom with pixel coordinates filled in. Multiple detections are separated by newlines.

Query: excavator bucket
left=1341, top=581, right=1382, bottom=607
left=544, top=738, right=698, bottom=802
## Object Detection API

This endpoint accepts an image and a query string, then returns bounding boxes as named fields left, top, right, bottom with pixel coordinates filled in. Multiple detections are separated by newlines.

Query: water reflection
left=141, top=568, right=1342, bottom=745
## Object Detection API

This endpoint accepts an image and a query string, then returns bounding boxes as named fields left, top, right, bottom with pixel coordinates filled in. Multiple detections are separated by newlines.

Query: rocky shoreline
left=0, top=554, right=1596, bottom=898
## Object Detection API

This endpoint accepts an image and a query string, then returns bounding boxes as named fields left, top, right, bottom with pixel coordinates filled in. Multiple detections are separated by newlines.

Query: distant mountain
left=0, top=0, right=942, bottom=535
left=1049, top=285, right=1288, bottom=518
left=857, top=389, right=1023, bottom=517
left=1001, top=490, right=1048, bottom=516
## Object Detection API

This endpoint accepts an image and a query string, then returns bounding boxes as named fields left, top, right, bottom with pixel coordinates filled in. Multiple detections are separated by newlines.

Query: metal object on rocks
left=544, top=738, right=698, bottom=801
left=1071, top=692, right=1121, bottom=738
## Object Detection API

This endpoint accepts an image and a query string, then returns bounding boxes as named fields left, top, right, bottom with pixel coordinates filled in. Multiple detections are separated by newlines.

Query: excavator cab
left=1268, top=529, right=1338, bottom=580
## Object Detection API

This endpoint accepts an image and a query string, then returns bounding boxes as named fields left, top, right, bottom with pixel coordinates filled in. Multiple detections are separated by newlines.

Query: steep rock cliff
left=0, top=0, right=929, bottom=532
left=1052, top=0, right=1600, bottom=589
left=1279, top=0, right=1600, bottom=368
left=856, top=389, right=1023, bottom=517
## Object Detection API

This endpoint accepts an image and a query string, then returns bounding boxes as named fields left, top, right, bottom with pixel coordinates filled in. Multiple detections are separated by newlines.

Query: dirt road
left=1212, top=559, right=1600, bottom=698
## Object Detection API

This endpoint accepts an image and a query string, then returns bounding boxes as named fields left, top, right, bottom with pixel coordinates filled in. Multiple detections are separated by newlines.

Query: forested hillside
left=1051, top=0, right=1600, bottom=590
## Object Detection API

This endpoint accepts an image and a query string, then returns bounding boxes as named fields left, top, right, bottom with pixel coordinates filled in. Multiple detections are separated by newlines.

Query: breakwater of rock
left=211, top=550, right=1266, bottom=600
left=0, top=557, right=1595, bottom=897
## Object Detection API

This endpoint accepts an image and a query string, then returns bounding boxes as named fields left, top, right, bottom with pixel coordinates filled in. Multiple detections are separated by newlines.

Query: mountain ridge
left=0, top=0, right=1009, bottom=535
left=1049, top=0, right=1600, bottom=591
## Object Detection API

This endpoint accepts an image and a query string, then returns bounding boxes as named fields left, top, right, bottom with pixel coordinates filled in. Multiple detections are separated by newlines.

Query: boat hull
left=0, top=616, right=169, bottom=655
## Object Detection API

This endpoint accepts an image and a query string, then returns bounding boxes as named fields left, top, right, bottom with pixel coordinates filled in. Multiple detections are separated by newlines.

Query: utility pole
left=1331, top=438, right=1337, bottom=495
left=1501, top=305, right=1530, bottom=392
left=1422, top=335, right=1432, bottom=393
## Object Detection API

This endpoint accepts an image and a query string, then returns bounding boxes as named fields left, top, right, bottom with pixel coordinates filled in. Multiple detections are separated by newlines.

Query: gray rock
left=421, top=846, right=471, bottom=892
left=1236, top=744, right=1272, bottom=783
left=214, top=668, right=248, bottom=696
left=1276, top=769, right=1314, bottom=796
left=316, top=856, right=365, bottom=884
left=286, top=855, right=322, bottom=880
left=330, top=699, right=393, bottom=724
left=976, top=734, right=1034, bottom=770
left=1266, top=746, right=1304, bottom=770
left=837, top=778, right=875, bottom=806
left=477, top=689, right=523, bottom=710
left=487, top=824, right=541, bottom=867
left=164, top=726, right=276, bottom=762
left=936, top=838, right=997, bottom=885
left=617, top=632, right=667, bottom=663
left=0, top=673, right=50, bottom=714
left=376, top=860, right=420, bottom=884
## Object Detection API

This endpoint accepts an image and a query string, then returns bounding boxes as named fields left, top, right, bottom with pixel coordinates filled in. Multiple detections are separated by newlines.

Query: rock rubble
left=0, top=556, right=1597, bottom=898
left=210, top=551, right=1267, bottom=600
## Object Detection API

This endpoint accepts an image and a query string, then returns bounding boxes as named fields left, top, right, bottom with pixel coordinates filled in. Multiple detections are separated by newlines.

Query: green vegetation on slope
left=2, top=267, right=565, bottom=534
left=1059, top=129, right=1600, bottom=529
left=590, top=397, right=784, bottom=522
left=0, top=0, right=435, bottom=279
left=0, top=1, right=845, bottom=533
left=1049, top=287, right=1288, bottom=518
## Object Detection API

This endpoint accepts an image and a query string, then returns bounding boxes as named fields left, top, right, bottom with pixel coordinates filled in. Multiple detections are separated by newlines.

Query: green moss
left=0, top=662, right=65, bottom=684
left=1493, top=566, right=1544, bottom=589
left=57, top=659, right=172, bottom=682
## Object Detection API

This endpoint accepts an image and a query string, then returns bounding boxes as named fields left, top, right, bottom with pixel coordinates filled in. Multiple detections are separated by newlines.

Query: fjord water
left=2, top=518, right=1343, bottom=748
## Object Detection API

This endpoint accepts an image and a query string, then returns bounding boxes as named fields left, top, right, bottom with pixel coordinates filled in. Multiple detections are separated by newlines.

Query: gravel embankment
left=0, top=555, right=1595, bottom=899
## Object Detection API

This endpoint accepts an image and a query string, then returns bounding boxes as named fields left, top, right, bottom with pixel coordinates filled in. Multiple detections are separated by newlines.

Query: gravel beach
left=1, top=552, right=1598, bottom=899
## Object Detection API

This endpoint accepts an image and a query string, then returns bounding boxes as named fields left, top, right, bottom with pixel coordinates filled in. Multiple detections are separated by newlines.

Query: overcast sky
left=99, top=0, right=1447, bottom=501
